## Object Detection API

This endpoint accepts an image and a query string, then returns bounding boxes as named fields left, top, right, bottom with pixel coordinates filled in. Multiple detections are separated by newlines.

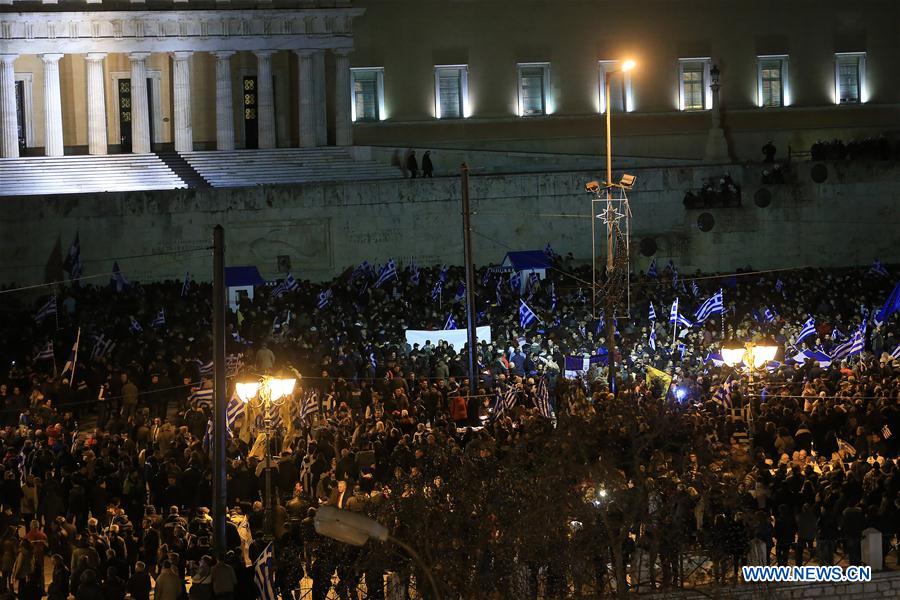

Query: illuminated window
left=835, top=53, right=865, bottom=104
left=598, top=60, right=634, bottom=113
left=517, top=63, right=550, bottom=116
left=351, top=67, right=384, bottom=122
left=758, top=56, right=789, bottom=107
left=678, top=59, right=710, bottom=111
left=434, top=65, right=468, bottom=119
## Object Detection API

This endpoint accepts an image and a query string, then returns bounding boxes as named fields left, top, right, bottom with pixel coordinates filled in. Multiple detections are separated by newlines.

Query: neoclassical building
left=0, top=0, right=897, bottom=161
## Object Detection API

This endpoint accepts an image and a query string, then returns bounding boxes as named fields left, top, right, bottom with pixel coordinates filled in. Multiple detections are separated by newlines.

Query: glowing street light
left=720, top=339, right=779, bottom=442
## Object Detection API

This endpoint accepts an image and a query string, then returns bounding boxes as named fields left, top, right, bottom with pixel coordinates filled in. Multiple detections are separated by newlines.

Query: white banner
left=405, top=326, right=492, bottom=349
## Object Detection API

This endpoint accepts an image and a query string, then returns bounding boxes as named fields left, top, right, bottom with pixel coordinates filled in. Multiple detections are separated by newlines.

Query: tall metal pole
left=263, top=391, right=274, bottom=540
left=461, top=163, right=478, bottom=397
left=212, top=225, right=227, bottom=554
left=604, top=73, right=617, bottom=393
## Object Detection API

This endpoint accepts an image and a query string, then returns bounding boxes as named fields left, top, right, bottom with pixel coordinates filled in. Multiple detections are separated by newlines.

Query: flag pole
left=69, top=327, right=80, bottom=388
left=461, top=163, right=478, bottom=397
left=212, top=225, right=227, bottom=555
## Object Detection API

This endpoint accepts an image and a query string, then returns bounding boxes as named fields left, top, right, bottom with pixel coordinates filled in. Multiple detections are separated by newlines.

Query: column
left=312, top=50, right=327, bottom=146
left=0, top=54, right=18, bottom=158
left=129, top=52, right=151, bottom=154
left=41, top=53, right=64, bottom=156
left=333, top=49, right=352, bottom=146
left=172, top=51, right=194, bottom=152
left=295, top=50, right=316, bottom=148
left=214, top=51, right=235, bottom=151
left=85, top=53, right=108, bottom=155
left=253, top=50, right=276, bottom=149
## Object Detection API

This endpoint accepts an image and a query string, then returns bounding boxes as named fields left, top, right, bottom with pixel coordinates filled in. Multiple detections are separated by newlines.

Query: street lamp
left=593, top=59, right=637, bottom=392
left=720, top=339, right=778, bottom=440
left=236, top=375, right=296, bottom=539
left=315, top=506, right=441, bottom=600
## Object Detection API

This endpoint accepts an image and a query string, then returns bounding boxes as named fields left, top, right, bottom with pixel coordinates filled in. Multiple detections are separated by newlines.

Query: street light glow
left=622, top=59, right=636, bottom=72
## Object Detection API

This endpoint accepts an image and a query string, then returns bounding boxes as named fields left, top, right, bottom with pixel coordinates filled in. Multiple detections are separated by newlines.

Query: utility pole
left=604, top=73, right=617, bottom=393
left=212, top=225, right=227, bottom=554
left=461, top=163, right=478, bottom=396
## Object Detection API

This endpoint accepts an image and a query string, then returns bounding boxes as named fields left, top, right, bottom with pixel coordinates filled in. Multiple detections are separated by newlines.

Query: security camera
left=585, top=181, right=600, bottom=193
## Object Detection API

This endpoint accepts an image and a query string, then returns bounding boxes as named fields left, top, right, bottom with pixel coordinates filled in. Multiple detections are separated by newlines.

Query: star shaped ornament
left=598, top=204, right=625, bottom=226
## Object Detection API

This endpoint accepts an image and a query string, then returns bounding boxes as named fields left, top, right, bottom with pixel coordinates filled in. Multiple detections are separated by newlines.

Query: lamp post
left=720, top=339, right=778, bottom=442
left=236, top=375, right=296, bottom=540
left=595, top=59, right=635, bottom=392
left=314, top=506, right=441, bottom=600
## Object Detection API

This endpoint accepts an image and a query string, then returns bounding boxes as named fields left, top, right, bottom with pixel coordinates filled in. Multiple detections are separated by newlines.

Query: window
left=834, top=53, right=866, bottom=104
left=757, top=56, right=789, bottom=107
left=351, top=67, right=384, bottom=122
left=598, top=60, right=633, bottom=113
left=434, top=65, right=468, bottom=119
left=517, top=63, right=550, bottom=116
left=678, top=59, right=711, bottom=111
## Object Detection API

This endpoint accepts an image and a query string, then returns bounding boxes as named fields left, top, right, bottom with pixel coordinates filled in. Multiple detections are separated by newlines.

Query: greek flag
left=762, top=306, right=777, bottom=324
left=34, top=296, right=57, bottom=323
left=672, top=271, right=679, bottom=289
left=300, top=388, right=318, bottom=421
left=181, top=272, right=191, bottom=297
left=847, top=327, right=865, bottom=356
left=272, top=273, right=299, bottom=299
left=870, top=259, right=889, bottom=277
left=350, top=261, right=371, bottom=283
left=543, top=242, right=555, bottom=259
left=510, top=271, right=522, bottom=294
left=550, top=283, right=557, bottom=311
left=535, top=377, right=553, bottom=418
left=129, top=317, right=143, bottom=334
left=519, top=300, right=538, bottom=329
left=430, top=281, right=442, bottom=301
left=111, top=261, right=129, bottom=292
left=63, top=233, right=83, bottom=284
left=190, top=387, right=214, bottom=409
left=694, top=290, right=724, bottom=323
left=830, top=327, right=863, bottom=361
left=891, top=344, right=900, bottom=360
left=368, top=349, right=377, bottom=371
left=677, top=343, right=686, bottom=359
left=200, top=361, right=214, bottom=378
left=90, top=334, right=115, bottom=359
left=831, top=328, right=844, bottom=341
left=438, top=265, right=449, bottom=283
left=317, top=289, right=332, bottom=310
left=874, top=281, right=900, bottom=326
left=528, top=272, right=540, bottom=290
left=495, top=279, right=503, bottom=305
left=690, top=281, right=700, bottom=297
left=374, top=259, right=398, bottom=288
left=794, top=317, right=816, bottom=345
left=444, top=314, right=457, bottom=330
left=494, top=386, right=518, bottom=418
left=647, top=258, right=658, bottom=278
left=254, top=543, right=276, bottom=600
left=665, top=259, right=677, bottom=275
left=410, top=264, right=420, bottom=286
left=225, top=354, right=244, bottom=377
left=36, top=341, right=54, bottom=361
left=704, top=351, right=725, bottom=367
left=648, top=327, right=657, bottom=351
left=151, top=308, right=166, bottom=328
left=226, top=391, right=245, bottom=430
left=649, top=302, right=657, bottom=321
left=669, top=298, right=679, bottom=324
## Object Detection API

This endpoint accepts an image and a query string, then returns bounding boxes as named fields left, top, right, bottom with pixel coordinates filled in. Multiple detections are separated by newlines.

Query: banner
left=404, top=326, right=492, bottom=349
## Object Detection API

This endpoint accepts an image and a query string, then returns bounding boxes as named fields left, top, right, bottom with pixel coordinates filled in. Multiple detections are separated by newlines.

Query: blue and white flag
left=444, top=314, right=457, bottom=330
left=129, top=316, right=143, bottom=334
left=890, top=344, right=900, bottom=360
left=762, top=306, right=777, bottom=324
left=550, top=283, right=557, bottom=311
left=410, top=264, right=420, bottom=286
left=181, top=272, right=191, bottom=297
left=34, top=296, right=57, bottom=323
left=300, top=388, right=319, bottom=422
left=794, top=317, right=816, bottom=345
left=350, top=261, right=372, bottom=283
left=317, top=289, right=332, bottom=310
left=494, top=386, right=518, bottom=418
left=543, top=242, right=555, bottom=259
left=677, top=343, right=686, bottom=359
left=535, top=377, right=553, bottom=419
left=36, top=341, right=54, bottom=361
left=648, top=327, right=657, bottom=351
left=694, top=290, right=724, bottom=323
left=374, top=259, right=398, bottom=288
left=831, top=328, right=844, bottom=341
left=438, top=265, right=449, bottom=283
left=63, top=233, right=83, bottom=283
left=690, top=281, right=700, bottom=297
left=111, top=261, right=129, bottom=292
left=648, top=302, right=657, bottom=321
left=775, top=278, right=785, bottom=294
left=151, top=308, right=166, bottom=328
left=870, top=259, right=889, bottom=277
left=90, top=334, right=115, bottom=359
left=647, top=258, right=658, bottom=279
left=847, top=327, right=865, bottom=357
left=519, top=300, right=538, bottom=329
left=830, top=327, right=864, bottom=361
left=665, top=259, right=677, bottom=275
left=527, top=272, right=540, bottom=291
left=874, top=281, right=900, bottom=326
left=199, top=361, right=214, bottom=378
left=226, top=391, right=245, bottom=430
left=495, top=280, right=503, bottom=305
left=430, top=281, right=442, bottom=301
left=510, top=271, right=522, bottom=294
left=190, top=387, right=214, bottom=409
left=704, top=351, right=725, bottom=367
left=669, top=298, right=679, bottom=324
left=272, top=273, right=299, bottom=298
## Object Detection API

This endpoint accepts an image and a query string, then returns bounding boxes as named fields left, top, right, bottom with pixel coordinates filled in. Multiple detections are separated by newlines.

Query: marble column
left=129, top=52, right=151, bottom=154
left=253, top=50, right=276, bottom=149
left=295, top=50, right=316, bottom=148
left=41, top=53, right=64, bottom=156
left=172, top=51, right=193, bottom=153
left=214, top=51, right=235, bottom=151
left=85, top=53, right=108, bottom=155
left=333, top=49, right=352, bottom=146
left=0, top=54, right=18, bottom=158
left=313, top=50, right=327, bottom=146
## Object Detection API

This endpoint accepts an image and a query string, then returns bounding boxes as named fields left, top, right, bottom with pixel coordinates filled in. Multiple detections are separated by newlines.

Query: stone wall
left=650, top=571, right=900, bottom=600
left=2, top=161, right=899, bottom=287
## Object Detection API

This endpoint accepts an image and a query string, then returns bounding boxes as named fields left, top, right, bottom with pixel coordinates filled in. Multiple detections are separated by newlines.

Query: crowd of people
left=809, top=135, right=899, bottom=162
left=0, top=253, right=898, bottom=598
left=682, top=174, right=742, bottom=209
